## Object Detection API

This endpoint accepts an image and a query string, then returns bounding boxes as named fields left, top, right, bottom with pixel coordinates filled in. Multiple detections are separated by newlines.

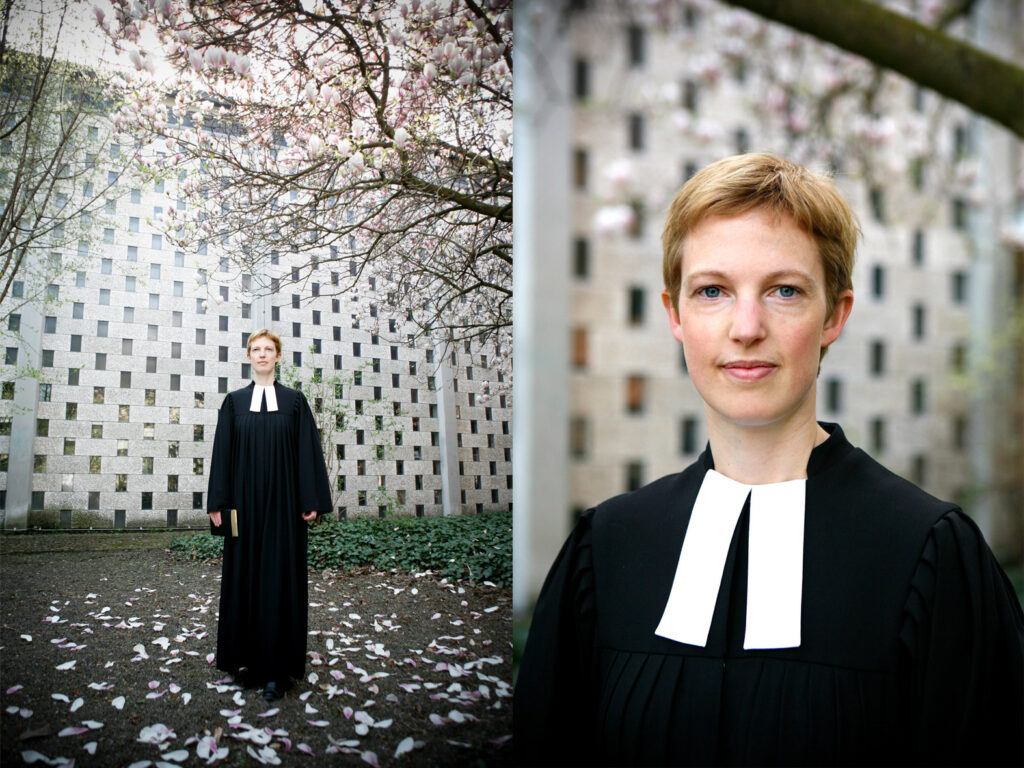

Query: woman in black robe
left=207, top=328, right=332, bottom=701
left=514, top=155, right=1024, bottom=765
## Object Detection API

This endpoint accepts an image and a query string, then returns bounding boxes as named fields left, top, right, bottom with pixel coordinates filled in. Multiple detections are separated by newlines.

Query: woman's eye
left=699, top=286, right=721, bottom=298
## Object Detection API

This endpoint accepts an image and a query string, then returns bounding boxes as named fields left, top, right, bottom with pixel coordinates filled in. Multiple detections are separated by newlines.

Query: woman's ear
left=662, top=289, right=686, bottom=345
left=822, top=289, right=854, bottom=348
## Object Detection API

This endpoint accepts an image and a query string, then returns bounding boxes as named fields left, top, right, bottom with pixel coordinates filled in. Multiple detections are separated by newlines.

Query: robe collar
left=250, top=381, right=279, bottom=412
left=656, top=423, right=847, bottom=651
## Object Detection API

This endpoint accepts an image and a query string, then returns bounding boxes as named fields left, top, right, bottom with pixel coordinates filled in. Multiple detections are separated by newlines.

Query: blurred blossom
left=594, top=205, right=636, bottom=235
left=604, top=159, right=635, bottom=192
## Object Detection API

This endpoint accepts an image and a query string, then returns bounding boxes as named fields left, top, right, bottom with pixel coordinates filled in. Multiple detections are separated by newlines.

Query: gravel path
left=1, top=534, right=512, bottom=767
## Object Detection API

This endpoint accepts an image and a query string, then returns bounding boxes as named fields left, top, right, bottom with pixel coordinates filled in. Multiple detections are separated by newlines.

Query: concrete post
left=512, top=0, right=572, bottom=613
left=435, top=346, right=461, bottom=516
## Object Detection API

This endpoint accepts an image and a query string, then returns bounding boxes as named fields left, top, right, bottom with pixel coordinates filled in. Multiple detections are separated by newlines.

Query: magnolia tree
left=0, top=0, right=153, bottom=323
left=97, top=0, right=512, bottom=373
left=590, top=0, right=1024, bottom=250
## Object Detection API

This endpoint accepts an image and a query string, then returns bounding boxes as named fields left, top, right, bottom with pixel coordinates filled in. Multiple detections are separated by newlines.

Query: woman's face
left=247, top=336, right=281, bottom=372
left=662, top=208, right=852, bottom=431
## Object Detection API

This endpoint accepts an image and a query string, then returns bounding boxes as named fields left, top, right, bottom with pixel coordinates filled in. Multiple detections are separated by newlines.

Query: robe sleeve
left=514, top=510, right=599, bottom=766
left=900, top=509, right=1024, bottom=765
left=294, top=390, right=332, bottom=518
left=207, top=392, right=235, bottom=523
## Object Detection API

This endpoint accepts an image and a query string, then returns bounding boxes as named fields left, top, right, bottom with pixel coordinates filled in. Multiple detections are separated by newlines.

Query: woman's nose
left=728, top=295, right=767, bottom=345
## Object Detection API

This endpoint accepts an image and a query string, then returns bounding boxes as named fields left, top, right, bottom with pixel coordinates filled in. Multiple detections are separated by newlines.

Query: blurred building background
left=515, top=0, right=1023, bottom=613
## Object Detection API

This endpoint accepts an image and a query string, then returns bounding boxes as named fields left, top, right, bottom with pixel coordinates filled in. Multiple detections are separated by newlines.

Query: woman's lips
left=722, top=361, right=777, bottom=381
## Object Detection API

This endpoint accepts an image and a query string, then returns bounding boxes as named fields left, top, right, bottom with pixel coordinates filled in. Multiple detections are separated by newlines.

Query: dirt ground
left=0, top=533, right=512, bottom=767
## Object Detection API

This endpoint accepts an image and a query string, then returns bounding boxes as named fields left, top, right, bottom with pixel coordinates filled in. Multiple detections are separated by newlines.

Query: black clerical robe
left=207, top=381, right=332, bottom=684
left=515, top=424, right=1024, bottom=766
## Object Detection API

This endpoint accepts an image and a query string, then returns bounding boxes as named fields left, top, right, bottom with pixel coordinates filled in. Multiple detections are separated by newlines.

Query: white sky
left=5, top=0, right=172, bottom=79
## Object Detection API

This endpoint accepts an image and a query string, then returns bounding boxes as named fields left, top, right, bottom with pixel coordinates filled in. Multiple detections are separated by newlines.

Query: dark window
left=628, top=286, right=644, bottom=325
left=680, top=416, right=698, bottom=455
left=869, top=417, right=885, bottom=453
left=911, top=379, right=926, bottom=414
left=953, top=123, right=970, bottom=158
left=869, top=186, right=885, bottom=222
left=910, top=158, right=925, bottom=190
left=950, top=342, right=966, bottom=374
left=734, top=128, right=749, bottom=154
left=626, top=375, right=645, bottom=414
left=953, top=414, right=968, bottom=450
left=628, top=199, right=644, bottom=239
left=912, top=304, right=925, bottom=340
left=573, top=148, right=588, bottom=189
left=871, top=265, right=885, bottom=298
left=825, top=377, right=842, bottom=414
left=952, top=197, right=968, bottom=230
left=572, top=328, right=587, bottom=369
left=628, top=113, right=644, bottom=151
left=870, top=340, right=885, bottom=375
left=573, top=238, right=589, bottom=278
left=910, top=455, right=927, bottom=487
left=627, top=24, right=645, bottom=67
left=625, top=461, right=644, bottom=491
left=682, top=80, right=698, bottom=112
left=951, top=271, right=968, bottom=304
left=573, top=57, right=589, bottom=100
left=912, top=229, right=925, bottom=265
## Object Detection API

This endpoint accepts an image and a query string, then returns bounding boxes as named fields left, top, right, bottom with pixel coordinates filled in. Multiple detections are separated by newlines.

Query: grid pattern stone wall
left=0, top=129, right=512, bottom=528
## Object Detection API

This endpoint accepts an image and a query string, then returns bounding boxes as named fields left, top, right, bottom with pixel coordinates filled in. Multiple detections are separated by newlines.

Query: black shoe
left=235, top=669, right=259, bottom=690
left=262, top=681, right=284, bottom=701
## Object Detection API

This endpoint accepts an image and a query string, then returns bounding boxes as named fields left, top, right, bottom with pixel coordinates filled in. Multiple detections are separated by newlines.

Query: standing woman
left=515, top=154, right=1023, bottom=765
left=207, top=328, right=332, bottom=701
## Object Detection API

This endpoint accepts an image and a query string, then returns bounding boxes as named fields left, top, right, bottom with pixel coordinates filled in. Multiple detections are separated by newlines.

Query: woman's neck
left=705, top=408, right=828, bottom=485
left=252, top=372, right=275, bottom=387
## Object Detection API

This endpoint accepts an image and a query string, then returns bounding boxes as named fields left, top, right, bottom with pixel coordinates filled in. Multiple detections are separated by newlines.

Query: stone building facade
left=0, top=122, right=512, bottom=530
left=516, top=0, right=1022, bottom=607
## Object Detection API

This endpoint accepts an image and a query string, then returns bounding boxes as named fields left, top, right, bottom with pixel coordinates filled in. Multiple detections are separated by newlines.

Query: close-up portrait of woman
left=514, top=153, right=1024, bottom=765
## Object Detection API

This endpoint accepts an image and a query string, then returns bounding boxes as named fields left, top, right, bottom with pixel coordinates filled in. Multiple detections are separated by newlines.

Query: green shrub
left=170, top=511, right=511, bottom=587
left=169, top=533, right=223, bottom=561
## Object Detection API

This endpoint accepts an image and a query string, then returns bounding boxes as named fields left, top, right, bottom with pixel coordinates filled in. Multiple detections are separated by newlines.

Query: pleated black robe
left=515, top=424, right=1024, bottom=766
left=207, top=380, right=332, bottom=684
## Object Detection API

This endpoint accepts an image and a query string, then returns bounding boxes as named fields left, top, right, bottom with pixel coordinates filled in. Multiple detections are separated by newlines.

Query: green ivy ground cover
left=170, top=511, right=512, bottom=587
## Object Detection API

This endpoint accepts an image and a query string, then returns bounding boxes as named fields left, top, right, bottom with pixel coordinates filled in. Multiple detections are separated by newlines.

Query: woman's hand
left=209, top=510, right=222, bottom=527
left=302, top=510, right=317, bottom=523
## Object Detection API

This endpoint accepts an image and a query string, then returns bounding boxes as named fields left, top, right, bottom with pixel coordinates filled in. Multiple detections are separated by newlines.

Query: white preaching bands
left=250, top=384, right=279, bottom=413
left=655, top=470, right=805, bottom=650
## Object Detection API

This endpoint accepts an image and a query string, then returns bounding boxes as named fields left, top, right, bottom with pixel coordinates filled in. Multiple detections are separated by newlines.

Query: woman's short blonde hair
left=662, top=153, right=859, bottom=321
left=246, top=328, right=282, bottom=355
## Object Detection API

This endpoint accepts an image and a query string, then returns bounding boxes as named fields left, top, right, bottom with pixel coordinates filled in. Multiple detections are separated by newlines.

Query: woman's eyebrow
left=684, top=269, right=817, bottom=285
left=683, top=269, right=730, bottom=284
left=762, top=269, right=817, bottom=284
